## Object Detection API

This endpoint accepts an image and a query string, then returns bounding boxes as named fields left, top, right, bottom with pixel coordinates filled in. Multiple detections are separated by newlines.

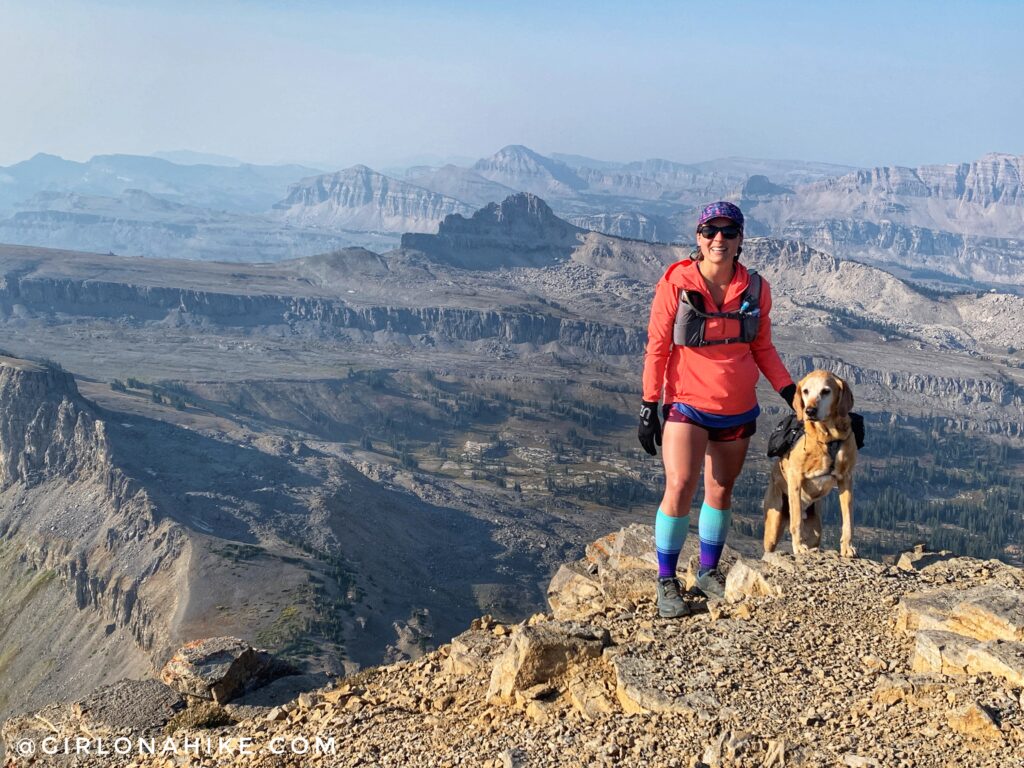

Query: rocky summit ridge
left=7, top=526, right=1023, bottom=767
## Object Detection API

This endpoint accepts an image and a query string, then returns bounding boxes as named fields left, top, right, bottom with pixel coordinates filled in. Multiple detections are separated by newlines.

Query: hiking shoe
left=694, top=568, right=726, bottom=600
left=656, top=577, right=690, bottom=618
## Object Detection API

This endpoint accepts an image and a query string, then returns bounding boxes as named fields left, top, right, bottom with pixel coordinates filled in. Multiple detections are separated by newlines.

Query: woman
left=638, top=201, right=795, bottom=618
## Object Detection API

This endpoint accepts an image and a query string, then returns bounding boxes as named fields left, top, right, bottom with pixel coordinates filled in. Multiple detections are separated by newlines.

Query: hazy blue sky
left=2, top=0, right=1022, bottom=170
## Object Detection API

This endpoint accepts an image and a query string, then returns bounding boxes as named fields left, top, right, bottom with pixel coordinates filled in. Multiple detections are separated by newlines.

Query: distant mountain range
left=0, top=152, right=322, bottom=213
left=1, top=146, right=1023, bottom=288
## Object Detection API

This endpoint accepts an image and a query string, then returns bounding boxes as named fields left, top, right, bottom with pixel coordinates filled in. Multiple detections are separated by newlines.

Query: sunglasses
left=697, top=224, right=742, bottom=240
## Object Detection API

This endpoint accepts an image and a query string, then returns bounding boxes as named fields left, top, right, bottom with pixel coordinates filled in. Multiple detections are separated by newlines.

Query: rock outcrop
left=0, top=357, right=108, bottom=489
left=401, top=193, right=586, bottom=269
left=12, top=527, right=1022, bottom=766
left=160, top=637, right=296, bottom=705
left=275, top=166, right=474, bottom=234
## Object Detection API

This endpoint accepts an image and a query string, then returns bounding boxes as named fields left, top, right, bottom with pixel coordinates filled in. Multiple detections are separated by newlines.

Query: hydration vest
left=672, top=270, right=762, bottom=347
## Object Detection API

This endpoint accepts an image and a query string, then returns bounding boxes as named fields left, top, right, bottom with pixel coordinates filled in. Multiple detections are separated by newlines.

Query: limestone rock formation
left=401, top=192, right=586, bottom=269
left=0, top=356, right=109, bottom=489
left=750, top=153, right=1024, bottom=285
left=564, top=211, right=663, bottom=242
left=275, top=165, right=474, bottom=234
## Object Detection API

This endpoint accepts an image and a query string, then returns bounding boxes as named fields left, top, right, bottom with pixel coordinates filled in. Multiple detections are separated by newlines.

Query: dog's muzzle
left=805, top=406, right=819, bottom=420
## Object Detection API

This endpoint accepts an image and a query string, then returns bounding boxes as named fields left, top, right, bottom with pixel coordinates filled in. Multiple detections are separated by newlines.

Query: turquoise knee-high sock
left=655, top=508, right=689, bottom=579
left=698, top=501, right=732, bottom=571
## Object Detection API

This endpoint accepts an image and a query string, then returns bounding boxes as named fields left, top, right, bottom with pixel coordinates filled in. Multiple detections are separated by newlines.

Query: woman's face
left=696, top=216, right=743, bottom=264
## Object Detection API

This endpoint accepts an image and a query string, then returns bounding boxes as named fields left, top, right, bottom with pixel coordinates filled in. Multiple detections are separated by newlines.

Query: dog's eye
left=821, top=388, right=831, bottom=394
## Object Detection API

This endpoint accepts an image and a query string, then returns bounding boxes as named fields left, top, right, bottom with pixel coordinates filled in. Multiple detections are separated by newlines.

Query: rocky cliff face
left=274, top=166, right=474, bottom=233
left=776, top=219, right=1024, bottom=284
left=0, top=357, right=189, bottom=720
left=0, top=359, right=109, bottom=489
left=746, top=153, right=1024, bottom=285
left=12, top=528, right=1023, bottom=767
left=811, top=153, right=1024, bottom=206
left=564, top=211, right=664, bottom=242
left=0, top=270, right=638, bottom=355
left=2, top=233, right=1021, bottom=435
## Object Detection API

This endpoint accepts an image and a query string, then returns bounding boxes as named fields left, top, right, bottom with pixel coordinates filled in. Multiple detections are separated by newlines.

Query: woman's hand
left=778, top=383, right=796, bottom=409
left=637, top=401, right=662, bottom=456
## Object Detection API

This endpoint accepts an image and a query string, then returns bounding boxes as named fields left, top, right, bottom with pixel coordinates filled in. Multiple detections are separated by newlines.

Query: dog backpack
left=767, top=413, right=804, bottom=458
left=673, top=271, right=763, bottom=347
left=767, top=412, right=867, bottom=458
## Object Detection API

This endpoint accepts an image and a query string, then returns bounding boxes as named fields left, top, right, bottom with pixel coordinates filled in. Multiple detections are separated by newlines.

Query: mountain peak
left=481, top=192, right=557, bottom=224
left=400, top=193, right=584, bottom=269
left=473, top=147, right=586, bottom=197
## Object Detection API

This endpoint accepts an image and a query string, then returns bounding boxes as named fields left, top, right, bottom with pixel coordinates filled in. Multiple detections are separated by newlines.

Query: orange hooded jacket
left=642, top=259, right=793, bottom=414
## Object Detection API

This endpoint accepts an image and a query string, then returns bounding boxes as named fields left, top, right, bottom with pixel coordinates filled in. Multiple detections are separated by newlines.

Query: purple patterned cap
left=697, top=201, right=744, bottom=228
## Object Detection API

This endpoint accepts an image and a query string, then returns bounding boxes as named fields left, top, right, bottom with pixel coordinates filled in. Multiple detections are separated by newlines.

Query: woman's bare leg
left=703, top=437, right=751, bottom=509
left=696, top=437, right=751, bottom=576
left=659, top=421, right=709, bottom=517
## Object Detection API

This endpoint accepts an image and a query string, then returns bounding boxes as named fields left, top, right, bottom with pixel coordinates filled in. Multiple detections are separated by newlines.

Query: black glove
left=850, top=411, right=865, bottom=449
left=637, top=400, right=662, bottom=456
left=778, top=383, right=796, bottom=410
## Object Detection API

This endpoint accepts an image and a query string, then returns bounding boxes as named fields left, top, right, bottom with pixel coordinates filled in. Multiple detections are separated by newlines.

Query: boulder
left=898, top=586, right=1024, bottom=642
left=546, top=562, right=604, bottom=621
left=486, top=621, right=610, bottom=701
left=895, top=589, right=966, bottom=635
left=445, top=628, right=511, bottom=677
left=606, top=524, right=659, bottom=571
left=911, top=630, right=974, bottom=676
left=965, top=640, right=1024, bottom=688
left=567, top=676, right=615, bottom=720
left=598, top=567, right=655, bottom=609
left=160, top=637, right=294, bottom=704
left=611, top=653, right=717, bottom=715
left=724, top=559, right=779, bottom=604
left=946, top=702, right=1004, bottom=742
left=947, top=585, right=1024, bottom=642
left=584, top=532, right=618, bottom=571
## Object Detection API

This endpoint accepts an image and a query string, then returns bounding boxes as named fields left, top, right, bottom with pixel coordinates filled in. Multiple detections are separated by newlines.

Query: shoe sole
left=658, top=605, right=690, bottom=619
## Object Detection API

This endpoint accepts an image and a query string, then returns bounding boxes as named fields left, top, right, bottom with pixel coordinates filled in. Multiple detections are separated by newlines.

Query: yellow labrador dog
left=763, top=370, right=858, bottom=558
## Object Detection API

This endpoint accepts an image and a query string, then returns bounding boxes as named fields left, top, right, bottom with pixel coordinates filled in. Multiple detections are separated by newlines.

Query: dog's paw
left=792, top=542, right=809, bottom=558
left=840, top=543, right=858, bottom=558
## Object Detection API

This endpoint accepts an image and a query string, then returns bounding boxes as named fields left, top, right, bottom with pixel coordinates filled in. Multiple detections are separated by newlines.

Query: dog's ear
left=793, top=382, right=805, bottom=422
left=835, top=376, right=854, bottom=418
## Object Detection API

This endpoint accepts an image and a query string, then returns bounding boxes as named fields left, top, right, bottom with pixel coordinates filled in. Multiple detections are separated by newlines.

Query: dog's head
left=794, top=370, right=853, bottom=423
